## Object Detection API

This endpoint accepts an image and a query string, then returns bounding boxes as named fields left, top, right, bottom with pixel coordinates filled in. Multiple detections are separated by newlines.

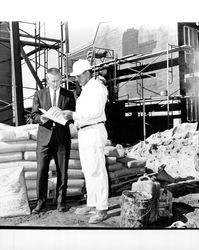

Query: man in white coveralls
left=63, top=59, right=109, bottom=224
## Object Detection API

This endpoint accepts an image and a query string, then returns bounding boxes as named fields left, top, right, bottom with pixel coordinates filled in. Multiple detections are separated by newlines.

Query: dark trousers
left=36, top=129, right=70, bottom=205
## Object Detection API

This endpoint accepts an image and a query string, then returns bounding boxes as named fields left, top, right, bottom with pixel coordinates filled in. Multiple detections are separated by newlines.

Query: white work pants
left=78, top=123, right=108, bottom=210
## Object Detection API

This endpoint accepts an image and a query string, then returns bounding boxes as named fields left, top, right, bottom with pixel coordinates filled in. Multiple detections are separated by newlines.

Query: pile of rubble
left=128, top=122, right=199, bottom=180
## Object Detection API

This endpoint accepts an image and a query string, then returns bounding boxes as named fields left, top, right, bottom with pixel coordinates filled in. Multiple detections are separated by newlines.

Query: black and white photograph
left=0, top=0, right=198, bottom=249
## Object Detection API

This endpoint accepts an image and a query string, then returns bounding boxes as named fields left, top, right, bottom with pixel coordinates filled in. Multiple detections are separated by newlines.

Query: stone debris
left=128, top=122, right=199, bottom=180
left=168, top=220, right=187, bottom=228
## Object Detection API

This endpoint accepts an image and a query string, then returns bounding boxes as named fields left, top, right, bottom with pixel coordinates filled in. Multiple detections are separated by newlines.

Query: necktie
left=53, top=90, right=56, bottom=107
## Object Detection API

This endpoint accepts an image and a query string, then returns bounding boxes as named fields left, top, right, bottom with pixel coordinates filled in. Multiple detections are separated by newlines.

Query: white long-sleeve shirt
left=73, top=77, right=108, bottom=128
left=49, top=87, right=60, bottom=107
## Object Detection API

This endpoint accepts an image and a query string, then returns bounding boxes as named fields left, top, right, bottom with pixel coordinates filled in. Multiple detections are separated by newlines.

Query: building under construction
left=0, top=21, right=199, bottom=145
left=1, top=21, right=199, bottom=229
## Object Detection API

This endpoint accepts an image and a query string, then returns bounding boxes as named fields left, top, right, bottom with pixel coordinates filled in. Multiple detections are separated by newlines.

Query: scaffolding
left=0, top=21, right=197, bottom=137
left=0, top=21, right=69, bottom=125
left=93, top=44, right=193, bottom=141
left=68, top=21, right=115, bottom=73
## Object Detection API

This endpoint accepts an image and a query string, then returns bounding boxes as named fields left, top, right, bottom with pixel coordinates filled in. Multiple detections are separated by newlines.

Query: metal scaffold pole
left=166, top=43, right=170, bottom=128
left=10, top=23, right=18, bottom=125
left=141, top=73, right=146, bottom=142
left=10, top=21, right=25, bottom=126
left=65, top=22, right=69, bottom=89
left=166, top=43, right=176, bottom=129
left=60, top=22, right=69, bottom=89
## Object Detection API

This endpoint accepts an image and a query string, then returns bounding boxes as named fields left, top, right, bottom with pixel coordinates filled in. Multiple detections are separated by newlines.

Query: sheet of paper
left=39, top=107, right=67, bottom=126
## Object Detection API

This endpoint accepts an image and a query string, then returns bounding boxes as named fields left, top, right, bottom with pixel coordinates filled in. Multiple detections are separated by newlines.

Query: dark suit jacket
left=31, top=87, right=75, bottom=146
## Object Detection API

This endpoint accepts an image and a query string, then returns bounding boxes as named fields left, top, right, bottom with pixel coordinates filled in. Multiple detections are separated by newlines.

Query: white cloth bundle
left=0, top=129, right=29, bottom=142
left=0, top=166, right=31, bottom=217
left=0, top=161, right=37, bottom=171
left=24, top=151, right=36, bottom=161
left=0, top=140, right=36, bottom=153
left=0, top=152, right=23, bottom=163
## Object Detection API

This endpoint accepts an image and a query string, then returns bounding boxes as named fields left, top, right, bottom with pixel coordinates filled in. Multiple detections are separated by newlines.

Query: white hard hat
left=70, top=59, right=92, bottom=76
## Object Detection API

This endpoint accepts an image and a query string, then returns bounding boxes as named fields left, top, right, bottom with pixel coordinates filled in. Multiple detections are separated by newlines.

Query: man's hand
left=62, top=110, right=73, bottom=120
left=40, top=114, right=49, bottom=124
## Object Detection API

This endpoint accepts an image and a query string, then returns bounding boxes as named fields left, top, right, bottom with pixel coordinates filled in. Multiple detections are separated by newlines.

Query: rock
left=128, top=123, right=198, bottom=179
left=194, top=152, right=199, bottom=172
left=156, top=164, right=175, bottom=183
left=168, top=221, right=187, bottom=228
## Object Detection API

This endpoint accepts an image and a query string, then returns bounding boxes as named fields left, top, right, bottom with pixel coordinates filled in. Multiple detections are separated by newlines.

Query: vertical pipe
left=141, top=74, right=146, bottom=142
left=10, top=22, right=18, bottom=125
left=60, top=22, right=64, bottom=76
left=190, top=95, right=193, bottom=121
left=38, top=21, right=41, bottom=69
left=65, top=22, right=69, bottom=89
left=92, top=47, right=96, bottom=78
left=34, top=22, right=38, bottom=90
left=166, top=43, right=170, bottom=128
left=114, top=57, right=117, bottom=100
left=44, top=48, right=48, bottom=87
left=9, top=21, right=25, bottom=126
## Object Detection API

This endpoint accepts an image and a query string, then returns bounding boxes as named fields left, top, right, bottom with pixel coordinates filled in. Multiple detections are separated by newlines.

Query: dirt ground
left=1, top=187, right=199, bottom=229
left=1, top=123, right=199, bottom=229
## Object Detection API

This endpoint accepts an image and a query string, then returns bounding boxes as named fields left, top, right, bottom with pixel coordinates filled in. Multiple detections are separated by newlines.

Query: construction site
left=1, top=21, right=199, bottom=229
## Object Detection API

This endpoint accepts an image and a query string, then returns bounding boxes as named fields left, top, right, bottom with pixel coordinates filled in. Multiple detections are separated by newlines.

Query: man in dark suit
left=31, top=68, right=75, bottom=213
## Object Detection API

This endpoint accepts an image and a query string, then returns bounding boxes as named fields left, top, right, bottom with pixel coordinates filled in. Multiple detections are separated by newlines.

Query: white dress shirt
left=73, top=77, right=108, bottom=128
left=49, top=87, right=60, bottom=107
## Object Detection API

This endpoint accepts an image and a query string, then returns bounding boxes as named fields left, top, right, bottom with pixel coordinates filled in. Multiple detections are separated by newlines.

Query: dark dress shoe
left=57, top=203, right=66, bottom=212
left=32, top=201, right=46, bottom=214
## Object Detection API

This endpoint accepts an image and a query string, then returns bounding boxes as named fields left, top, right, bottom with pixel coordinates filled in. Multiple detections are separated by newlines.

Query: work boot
left=75, top=206, right=96, bottom=215
left=32, top=200, right=46, bottom=214
left=88, top=210, right=108, bottom=224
